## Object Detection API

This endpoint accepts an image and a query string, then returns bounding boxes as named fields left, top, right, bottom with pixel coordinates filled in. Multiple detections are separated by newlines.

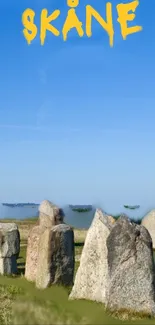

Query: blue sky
left=0, top=0, right=155, bottom=216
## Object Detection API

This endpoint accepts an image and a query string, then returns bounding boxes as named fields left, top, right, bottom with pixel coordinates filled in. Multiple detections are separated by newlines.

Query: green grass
left=0, top=277, right=154, bottom=325
left=0, top=217, right=38, bottom=225
left=0, top=241, right=87, bottom=325
left=0, top=241, right=154, bottom=325
left=0, top=220, right=154, bottom=324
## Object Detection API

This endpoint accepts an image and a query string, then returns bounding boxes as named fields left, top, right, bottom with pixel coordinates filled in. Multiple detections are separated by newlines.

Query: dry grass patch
left=1, top=218, right=88, bottom=244
left=12, top=300, right=89, bottom=325
left=74, top=229, right=87, bottom=244
left=108, top=308, right=154, bottom=322
left=18, top=223, right=87, bottom=244
left=0, top=286, right=12, bottom=325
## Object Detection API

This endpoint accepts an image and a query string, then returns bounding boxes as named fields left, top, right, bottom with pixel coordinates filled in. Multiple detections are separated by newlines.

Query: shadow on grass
left=17, top=262, right=25, bottom=267
left=17, top=256, right=25, bottom=276
left=17, top=263, right=25, bottom=276
left=17, top=268, right=25, bottom=276
left=74, top=242, right=84, bottom=247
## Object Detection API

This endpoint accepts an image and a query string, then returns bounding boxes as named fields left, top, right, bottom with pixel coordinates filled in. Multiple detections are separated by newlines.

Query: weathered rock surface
left=36, top=224, right=74, bottom=289
left=0, top=223, right=20, bottom=275
left=142, top=210, right=155, bottom=249
left=106, top=215, right=155, bottom=315
left=39, top=200, right=64, bottom=228
left=25, top=225, right=44, bottom=282
left=0, top=256, right=17, bottom=275
left=25, top=200, right=65, bottom=282
left=69, top=209, right=115, bottom=303
left=0, top=223, right=20, bottom=258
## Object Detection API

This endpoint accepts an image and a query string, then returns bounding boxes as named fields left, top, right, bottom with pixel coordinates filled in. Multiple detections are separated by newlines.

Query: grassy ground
left=0, top=218, right=154, bottom=324
left=1, top=218, right=87, bottom=243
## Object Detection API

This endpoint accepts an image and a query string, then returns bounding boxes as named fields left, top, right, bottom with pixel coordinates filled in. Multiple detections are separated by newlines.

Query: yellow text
left=22, top=1, right=142, bottom=46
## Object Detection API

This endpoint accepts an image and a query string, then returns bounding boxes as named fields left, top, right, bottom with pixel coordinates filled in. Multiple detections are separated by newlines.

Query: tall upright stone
left=142, top=210, right=155, bottom=249
left=106, top=215, right=155, bottom=315
left=25, top=200, right=64, bottom=282
left=36, top=224, right=74, bottom=289
left=25, top=225, right=44, bottom=282
left=39, top=200, right=64, bottom=228
left=0, top=223, right=20, bottom=275
left=69, top=209, right=115, bottom=303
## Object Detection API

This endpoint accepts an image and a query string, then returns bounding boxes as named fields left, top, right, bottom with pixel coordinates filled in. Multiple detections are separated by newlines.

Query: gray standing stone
left=142, top=210, right=155, bottom=249
left=69, top=209, right=115, bottom=303
left=36, top=224, right=74, bottom=289
left=25, top=225, right=44, bottom=282
left=106, top=215, right=155, bottom=315
left=39, top=200, right=64, bottom=228
left=0, top=223, right=20, bottom=275
left=0, top=256, right=17, bottom=275
left=25, top=200, right=65, bottom=282
left=0, top=223, right=20, bottom=258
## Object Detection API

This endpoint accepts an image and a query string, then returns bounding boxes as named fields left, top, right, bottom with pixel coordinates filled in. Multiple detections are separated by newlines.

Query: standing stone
left=36, top=224, right=74, bottom=289
left=0, top=223, right=20, bottom=257
left=25, top=226, right=44, bottom=282
left=142, top=210, right=155, bottom=249
left=106, top=215, right=155, bottom=315
left=25, top=200, right=64, bottom=282
left=39, top=200, right=64, bottom=228
left=0, top=256, right=17, bottom=275
left=69, top=209, right=115, bottom=303
left=0, top=223, right=20, bottom=275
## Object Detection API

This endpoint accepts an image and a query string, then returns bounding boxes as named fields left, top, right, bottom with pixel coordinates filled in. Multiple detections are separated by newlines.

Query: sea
left=0, top=203, right=152, bottom=229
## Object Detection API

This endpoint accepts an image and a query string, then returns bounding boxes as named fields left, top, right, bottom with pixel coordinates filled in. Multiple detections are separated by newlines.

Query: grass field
left=0, top=218, right=155, bottom=325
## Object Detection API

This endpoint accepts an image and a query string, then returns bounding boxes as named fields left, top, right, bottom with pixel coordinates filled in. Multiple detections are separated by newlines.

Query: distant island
left=124, top=205, right=140, bottom=210
left=69, top=205, right=92, bottom=212
left=2, top=203, right=39, bottom=208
